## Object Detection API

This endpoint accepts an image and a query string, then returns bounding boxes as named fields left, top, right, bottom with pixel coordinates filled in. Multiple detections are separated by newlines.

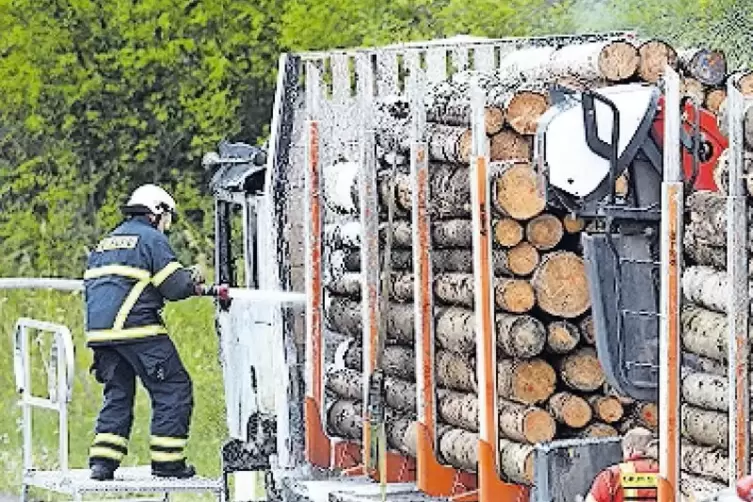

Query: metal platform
left=24, top=467, right=224, bottom=498
left=279, top=474, right=449, bottom=502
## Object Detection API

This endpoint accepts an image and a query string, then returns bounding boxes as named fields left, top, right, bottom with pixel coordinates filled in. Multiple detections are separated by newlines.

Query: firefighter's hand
left=187, top=264, right=205, bottom=285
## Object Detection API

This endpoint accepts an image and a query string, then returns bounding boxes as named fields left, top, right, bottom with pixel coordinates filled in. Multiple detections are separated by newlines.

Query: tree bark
left=556, top=347, right=606, bottom=392
left=327, top=368, right=418, bottom=414
left=506, top=88, right=549, bottom=135
left=705, top=88, right=726, bottom=115
left=547, top=391, right=593, bottom=428
left=579, top=315, right=595, bottom=345
left=436, top=349, right=477, bottom=392
left=498, top=438, right=535, bottom=485
left=680, top=473, right=726, bottom=501
left=713, top=148, right=753, bottom=197
left=525, top=213, right=564, bottom=251
left=388, top=219, right=474, bottom=248
left=683, top=352, right=726, bottom=377
left=439, top=428, right=478, bottom=472
left=325, top=297, right=415, bottom=345
left=681, top=304, right=729, bottom=362
left=738, top=70, right=753, bottom=96
left=498, top=398, right=557, bottom=444
left=490, top=129, right=532, bottom=162
left=681, top=371, right=729, bottom=412
left=437, top=390, right=479, bottom=432
left=679, top=48, right=727, bottom=86
left=545, top=320, right=581, bottom=354
left=343, top=343, right=416, bottom=382
left=682, top=265, right=753, bottom=314
left=532, top=251, right=591, bottom=318
left=493, top=218, right=524, bottom=248
left=598, top=40, right=641, bottom=82
left=432, top=273, right=536, bottom=313
left=391, top=165, right=472, bottom=219
left=681, top=404, right=729, bottom=448
left=326, top=272, right=362, bottom=299
left=427, top=104, right=506, bottom=137
left=588, top=395, right=624, bottom=423
left=498, top=358, right=557, bottom=404
left=340, top=247, right=513, bottom=275
left=637, top=39, right=679, bottom=83
left=427, top=123, right=472, bottom=164
left=492, top=161, right=547, bottom=220
left=681, top=441, right=728, bottom=483
left=327, top=399, right=362, bottom=440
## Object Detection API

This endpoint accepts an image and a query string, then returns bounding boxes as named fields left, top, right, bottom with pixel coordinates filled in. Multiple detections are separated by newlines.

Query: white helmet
left=123, top=184, right=177, bottom=217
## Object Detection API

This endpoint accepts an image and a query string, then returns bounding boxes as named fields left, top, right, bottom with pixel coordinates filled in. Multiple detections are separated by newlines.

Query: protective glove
left=187, top=264, right=206, bottom=285
left=198, top=284, right=230, bottom=301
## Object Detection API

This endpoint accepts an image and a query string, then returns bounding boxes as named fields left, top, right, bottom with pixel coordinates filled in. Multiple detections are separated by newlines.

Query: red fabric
left=587, top=459, right=659, bottom=502
left=738, top=475, right=753, bottom=500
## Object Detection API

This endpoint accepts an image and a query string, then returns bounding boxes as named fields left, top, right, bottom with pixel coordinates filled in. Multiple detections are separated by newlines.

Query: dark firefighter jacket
left=84, top=215, right=196, bottom=346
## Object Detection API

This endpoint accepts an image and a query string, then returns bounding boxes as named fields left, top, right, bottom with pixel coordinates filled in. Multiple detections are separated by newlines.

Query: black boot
left=90, top=462, right=115, bottom=481
left=152, top=460, right=196, bottom=479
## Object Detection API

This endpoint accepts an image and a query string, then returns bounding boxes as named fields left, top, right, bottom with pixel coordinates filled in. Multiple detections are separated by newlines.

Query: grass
left=0, top=289, right=227, bottom=500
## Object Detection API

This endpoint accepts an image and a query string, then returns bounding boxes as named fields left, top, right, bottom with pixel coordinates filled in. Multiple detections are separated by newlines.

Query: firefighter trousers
left=88, top=336, right=194, bottom=469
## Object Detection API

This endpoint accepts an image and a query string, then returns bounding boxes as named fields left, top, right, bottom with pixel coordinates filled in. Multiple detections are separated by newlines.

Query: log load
left=681, top=304, right=730, bottom=362
left=532, top=251, right=591, bottom=318
left=686, top=190, right=753, bottom=249
left=426, top=104, right=506, bottom=137
left=580, top=422, right=619, bottom=438
left=562, top=214, right=586, bottom=234
left=682, top=265, right=753, bottom=314
left=679, top=48, right=727, bottom=87
left=680, top=77, right=705, bottom=105
left=555, top=347, right=606, bottom=392
left=680, top=441, right=728, bottom=483
left=680, top=473, right=726, bottom=501
left=597, top=40, right=641, bottom=82
left=681, top=404, right=731, bottom=448
left=492, top=161, right=547, bottom=221
left=336, top=247, right=518, bottom=275
left=637, top=39, right=679, bottom=83
left=737, top=70, right=753, bottom=96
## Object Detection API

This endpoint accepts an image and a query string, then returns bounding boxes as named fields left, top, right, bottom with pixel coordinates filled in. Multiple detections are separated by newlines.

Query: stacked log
left=316, top=38, right=740, bottom=498
left=677, top=189, right=753, bottom=493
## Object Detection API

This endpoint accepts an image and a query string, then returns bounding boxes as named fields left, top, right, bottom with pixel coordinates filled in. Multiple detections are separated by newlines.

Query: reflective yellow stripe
left=84, top=265, right=151, bottom=281
left=86, top=325, right=168, bottom=343
left=90, top=446, right=125, bottom=461
left=152, top=261, right=183, bottom=287
left=151, top=450, right=185, bottom=462
left=94, top=433, right=128, bottom=447
left=621, top=473, right=658, bottom=488
left=113, top=279, right=150, bottom=329
left=619, top=463, right=639, bottom=499
left=150, top=436, right=187, bottom=449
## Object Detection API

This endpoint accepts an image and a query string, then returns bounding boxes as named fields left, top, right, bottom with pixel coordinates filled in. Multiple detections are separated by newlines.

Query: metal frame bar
left=303, top=60, right=332, bottom=469
left=468, top=76, right=526, bottom=502
left=14, top=318, right=75, bottom=479
left=658, top=65, right=682, bottom=502
left=357, top=51, right=382, bottom=475
left=726, top=74, right=750, bottom=484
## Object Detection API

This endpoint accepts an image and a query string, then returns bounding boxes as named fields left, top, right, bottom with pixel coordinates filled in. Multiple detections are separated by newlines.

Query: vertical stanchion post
left=303, top=60, right=331, bottom=468
left=357, top=52, right=382, bottom=477
left=469, top=75, right=525, bottom=502
left=727, top=75, right=750, bottom=485
left=659, top=65, right=682, bottom=502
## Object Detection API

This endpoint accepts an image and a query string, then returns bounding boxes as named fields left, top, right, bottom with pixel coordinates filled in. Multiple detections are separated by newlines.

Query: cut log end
left=532, top=251, right=591, bottom=318
left=546, top=320, right=581, bottom=354
left=493, top=162, right=546, bottom=221
left=498, top=358, right=557, bottom=404
left=638, top=40, right=678, bottom=83
left=598, top=40, right=640, bottom=81
left=579, top=316, right=595, bottom=345
left=506, top=242, right=541, bottom=277
left=494, top=218, right=524, bottom=248
left=737, top=71, right=753, bottom=96
left=490, top=131, right=532, bottom=162
left=705, top=88, right=726, bottom=115
left=558, top=347, right=606, bottom=392
left=548, top=392, right=593, bottom=428
left=521, top=408, right=557, bottom=444
left=562, top=214, right=586, bottom=234
left=507, top=91, right=549, bottom=135
left=485, top=107, right=506, bottom=136
left=526, top=213, right=564, bottom=251
left=496, top=279, right=536, bottom=314
left=589, top=395, right=625, bottom=423
left=582, top=422, right=619, bottom=438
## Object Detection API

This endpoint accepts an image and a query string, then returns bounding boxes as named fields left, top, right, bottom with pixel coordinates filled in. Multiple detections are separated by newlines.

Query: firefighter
left=84, top=184, right=205, bottom=481
left=584, top=427, right=660, bottom=502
